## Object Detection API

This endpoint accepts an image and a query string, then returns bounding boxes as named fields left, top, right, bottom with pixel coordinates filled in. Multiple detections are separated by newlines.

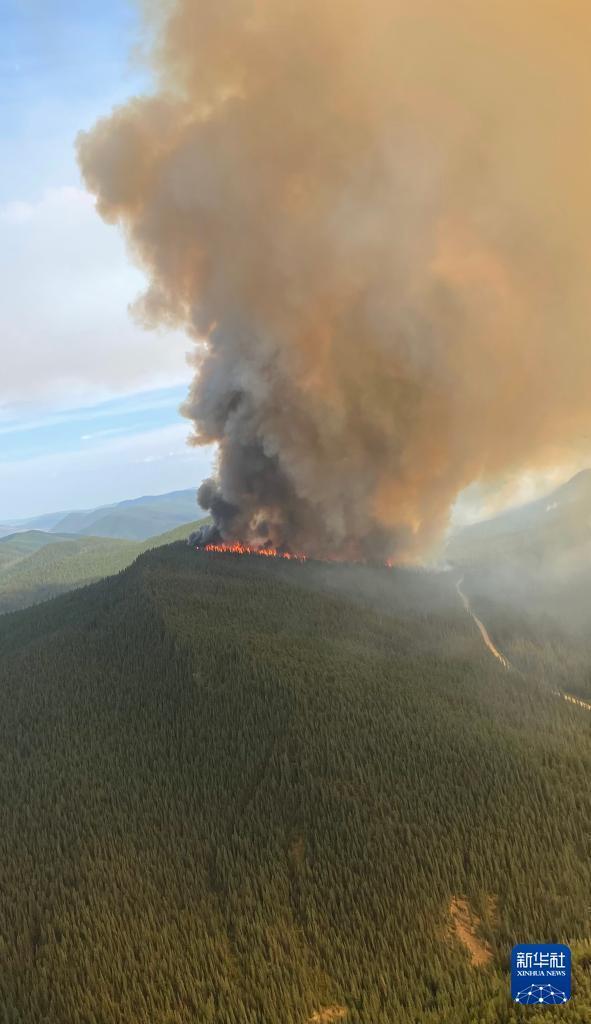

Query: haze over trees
left=448, top=470, right=591, bottom=702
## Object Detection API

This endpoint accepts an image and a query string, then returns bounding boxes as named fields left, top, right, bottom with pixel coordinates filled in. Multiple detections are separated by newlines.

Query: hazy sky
left=0, top=1, right=213, bottom=520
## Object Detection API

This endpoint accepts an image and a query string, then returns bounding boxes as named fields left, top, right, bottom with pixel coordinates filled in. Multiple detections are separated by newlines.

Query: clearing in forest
left=307, top=1007, right=348, bottom=1023
left=449, top=897, right=493, bottom=967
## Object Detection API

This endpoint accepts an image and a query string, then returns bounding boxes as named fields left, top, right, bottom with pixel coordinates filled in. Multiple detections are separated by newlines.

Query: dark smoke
left=187, top=523, right=221, bottom=549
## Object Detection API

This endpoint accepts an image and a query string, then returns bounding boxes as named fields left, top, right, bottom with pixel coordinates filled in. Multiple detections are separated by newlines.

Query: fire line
left=197, top=542, right=307, bottom=561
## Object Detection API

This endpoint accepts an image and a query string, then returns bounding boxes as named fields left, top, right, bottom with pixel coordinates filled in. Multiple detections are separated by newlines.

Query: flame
left=195, top=541, right=396, bottom=568
left=197, top=542, right=307, bottom=561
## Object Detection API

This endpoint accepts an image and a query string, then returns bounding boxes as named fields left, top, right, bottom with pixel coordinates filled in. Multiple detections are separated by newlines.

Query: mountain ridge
left=0, top=488, right=202, bottom=541
left=0, top=543, right=588, bottom=1022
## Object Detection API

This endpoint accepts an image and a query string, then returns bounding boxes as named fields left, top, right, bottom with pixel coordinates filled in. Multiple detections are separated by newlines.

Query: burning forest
left=189, top=525, right=308, bottom=562
left=78, top=0, right=591, bottom=564
left=198, top=543, right=304, bottom=560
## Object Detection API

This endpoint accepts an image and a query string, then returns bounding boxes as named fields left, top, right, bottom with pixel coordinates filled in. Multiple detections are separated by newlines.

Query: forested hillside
left=0, top=545, right=589, bottom=1023
left=0, top=519, right=206, bottom=614
left=0, top=530, right=74, bottom=568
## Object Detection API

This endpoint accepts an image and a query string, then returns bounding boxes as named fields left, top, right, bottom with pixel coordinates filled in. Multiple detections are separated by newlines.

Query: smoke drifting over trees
left=78, top=1, right=591, bottom=560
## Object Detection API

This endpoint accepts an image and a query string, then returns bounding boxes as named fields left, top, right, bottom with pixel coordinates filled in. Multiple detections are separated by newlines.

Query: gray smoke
left=187, top=523, right=221, bottom=548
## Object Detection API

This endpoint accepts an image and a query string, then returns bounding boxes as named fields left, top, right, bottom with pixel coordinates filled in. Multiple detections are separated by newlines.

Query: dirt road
left=455, top=577, right=511, bottom=670
left=455, top=577, right=591, bottom=713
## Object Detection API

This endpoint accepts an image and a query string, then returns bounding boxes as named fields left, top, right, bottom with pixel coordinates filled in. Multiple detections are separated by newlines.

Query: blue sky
left=0, top=386, right=188, bottom=462
left=0, top=1, right=213, bottom=519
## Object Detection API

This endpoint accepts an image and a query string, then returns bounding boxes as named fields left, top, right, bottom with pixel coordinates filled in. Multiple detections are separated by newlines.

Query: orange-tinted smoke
left=78, top=0, right=591, bottom=561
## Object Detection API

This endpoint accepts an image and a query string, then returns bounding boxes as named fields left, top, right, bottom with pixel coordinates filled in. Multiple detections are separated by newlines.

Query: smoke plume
left=78, top=1, right=591, bottom=560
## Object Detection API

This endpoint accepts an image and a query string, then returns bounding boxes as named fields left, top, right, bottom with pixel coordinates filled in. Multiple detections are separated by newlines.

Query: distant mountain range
left=0, top=488, right=202, bottom=542
left=447, top=469, right=591, bottom=569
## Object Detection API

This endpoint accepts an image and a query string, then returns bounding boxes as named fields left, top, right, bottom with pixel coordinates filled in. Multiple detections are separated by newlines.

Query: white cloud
left=0, top=199, right=37, bottom=225
left=81, top=427, right=127, bottom=441
left=0, top=185, right=192, bottom=411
